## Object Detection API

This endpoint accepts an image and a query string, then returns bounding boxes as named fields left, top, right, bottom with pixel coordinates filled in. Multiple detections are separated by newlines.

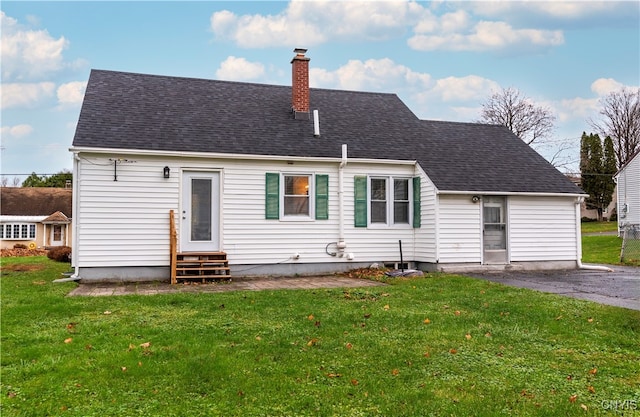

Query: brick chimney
left=291, top=48, right=310, bottom=118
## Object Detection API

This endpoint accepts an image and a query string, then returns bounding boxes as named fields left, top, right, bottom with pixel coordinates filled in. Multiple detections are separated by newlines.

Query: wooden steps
left=173, top=252, right=231, bottom=283
left=169, top=210, right=231, bottom=284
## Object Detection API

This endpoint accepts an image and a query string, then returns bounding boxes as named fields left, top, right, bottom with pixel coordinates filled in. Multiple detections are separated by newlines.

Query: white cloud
left=1, top=11, right=69, bottom=81
left=1, top=124, right=34, bottom=138
left=408, top=20, right=563, bottom=52
left=468, top=1, right=634, bottom=21
left=1, top=82, right=56, bottom=109
left=590, top=78, right=625, bottom=97
left=215, top=56, right=266, bottom=81
left=555, top=97, right=598, bottom=123
left=210, top=0, right=425, bottom=48
left=56, top=81, right=87, bottom=105
left=310, top=58, right=431, bottom=92
left=428, top=75, right=500, bottom=103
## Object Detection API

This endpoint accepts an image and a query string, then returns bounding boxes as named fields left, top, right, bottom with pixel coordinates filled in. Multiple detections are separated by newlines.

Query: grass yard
left=1, top=257, right=639, bottom=416
left=581, top=221, right=618, bottom=234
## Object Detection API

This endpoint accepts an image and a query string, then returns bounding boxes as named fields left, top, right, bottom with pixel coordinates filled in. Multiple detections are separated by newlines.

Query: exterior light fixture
left=163, top=166, right=170, bottom=179
left=471, top=195, right=481, bottom=203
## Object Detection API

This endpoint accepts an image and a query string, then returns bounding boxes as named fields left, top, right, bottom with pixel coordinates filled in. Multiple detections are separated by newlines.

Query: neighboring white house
left=69, top=49, right=586, bottom=282
left=615, top=150, right=640, bottom=234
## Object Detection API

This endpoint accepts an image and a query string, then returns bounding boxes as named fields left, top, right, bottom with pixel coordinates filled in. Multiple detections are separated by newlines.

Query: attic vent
left=313, top=109, right=320, bottom=137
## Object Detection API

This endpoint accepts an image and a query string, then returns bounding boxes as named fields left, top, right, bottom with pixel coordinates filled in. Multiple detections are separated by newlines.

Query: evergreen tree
left=580, top=133, right=616, bottom=221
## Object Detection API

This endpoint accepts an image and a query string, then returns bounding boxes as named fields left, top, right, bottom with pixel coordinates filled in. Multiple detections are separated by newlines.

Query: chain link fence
left=620, top=224, right=640, bottom=263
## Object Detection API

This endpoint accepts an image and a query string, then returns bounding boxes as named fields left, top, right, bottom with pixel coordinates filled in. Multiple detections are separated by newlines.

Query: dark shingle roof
left=72, top=69, right=583, bottom=195
left=1, top=187, right=72, bottom=217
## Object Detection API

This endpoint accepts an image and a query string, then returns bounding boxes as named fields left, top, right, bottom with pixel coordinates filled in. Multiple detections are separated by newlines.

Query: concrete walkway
left=67, top=275, right=386, bottom=297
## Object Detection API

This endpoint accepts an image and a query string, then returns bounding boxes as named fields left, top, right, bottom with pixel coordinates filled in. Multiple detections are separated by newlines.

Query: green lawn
left=2, top=257, right=639, bottom=416
left=581, top=221, right=618, bottom=234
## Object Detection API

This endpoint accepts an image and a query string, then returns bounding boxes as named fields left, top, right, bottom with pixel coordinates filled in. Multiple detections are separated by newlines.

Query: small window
left=265, top=173, right=329, bottom=221
left=367, top=176, right=412, bottom=226
left=284, top=175, right=310, bottom=216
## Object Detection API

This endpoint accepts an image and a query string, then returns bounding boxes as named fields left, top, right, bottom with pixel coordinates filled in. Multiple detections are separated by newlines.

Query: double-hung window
left=265, top=173, right=329, bottom=220
left=354, top=175, right=421, bottom=228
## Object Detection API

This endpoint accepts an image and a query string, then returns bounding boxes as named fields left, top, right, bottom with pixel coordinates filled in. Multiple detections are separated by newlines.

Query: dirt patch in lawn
left=2, top=263, right=46, bottom=272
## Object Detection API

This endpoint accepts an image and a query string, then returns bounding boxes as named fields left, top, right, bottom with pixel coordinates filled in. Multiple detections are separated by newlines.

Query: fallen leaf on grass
left=314, top=321, right=321, bottom=327
left=454, top=310, right=461, bottom=316
left=391, top=369, right=400, bottom=376
left=139, top=342, right=151, bottom=349
left=423, top=352, right=431, bottom=358
left=345, top=343, right=353, bottom=350
left=66, top=323, right=77, bottom=332
left=103, top=311, right=112, bottom=315
left=307, top=314, right=314, bottom=321
left=580, top=404, right=588, bottom=411
left=589, top=368, right=597, bottom=375
left=307, top=338, right=319, bottom=347
left=449, top=348, right=457, bottom=354
left=363, top=313, right=371, bottom=319
left=587, top=317, right=594, bottom=323
left=7, top=391, right=17, bottom=398
left=121, top=367, right=127, bottom=372
left=423, top=318, right=431, bottom=324
left=383, top=304, right=390, bottom=311
left=587, top=386, right=595, bottom=394
left=64, top=338, right=72, bottom=344
left=465, top=333, right=472, bottom=340
left=569, top=394, right=578, bottom=403
left=485, top=332, right=492, bottom=338
left=326, top=373, right=341, bottom=378
left=351, top=379, right=359, bottom=386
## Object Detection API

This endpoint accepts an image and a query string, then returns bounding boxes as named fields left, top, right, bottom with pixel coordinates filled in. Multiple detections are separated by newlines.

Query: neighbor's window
left=1, top=223, right=36, bottom=240
left=284, top=175, right=310, bottom=216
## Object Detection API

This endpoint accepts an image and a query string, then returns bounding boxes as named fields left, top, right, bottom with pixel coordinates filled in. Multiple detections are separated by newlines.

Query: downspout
left=337, top=144, right=347, bottom=254
left=65, top=153, right=82, bottom=280
left=575, top=196, right=614, bottom=272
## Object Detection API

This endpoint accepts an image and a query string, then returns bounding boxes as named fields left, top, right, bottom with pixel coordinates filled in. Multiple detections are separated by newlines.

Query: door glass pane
left=53, top=225, right=62, bottom=241
left=483, top=207, right=501, bottom=224
left=191, top=179, right=212, bottom=241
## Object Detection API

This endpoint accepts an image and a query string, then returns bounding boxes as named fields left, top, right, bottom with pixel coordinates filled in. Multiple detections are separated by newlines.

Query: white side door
left=181, top=171, right=220, bottom=252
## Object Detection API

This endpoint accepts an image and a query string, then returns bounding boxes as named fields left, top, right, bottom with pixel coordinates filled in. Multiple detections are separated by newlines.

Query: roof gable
left=72, top=69, right=582, bottom=195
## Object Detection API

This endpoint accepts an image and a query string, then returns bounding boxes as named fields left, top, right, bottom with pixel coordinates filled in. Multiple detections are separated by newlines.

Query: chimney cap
left=293, top=48, right=308, bottom=55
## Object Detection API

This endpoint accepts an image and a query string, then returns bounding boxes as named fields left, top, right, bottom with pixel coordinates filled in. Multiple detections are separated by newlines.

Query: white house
left=69, top=49, right=586, bottom=282
left=615, top=150, right=640, bottom=234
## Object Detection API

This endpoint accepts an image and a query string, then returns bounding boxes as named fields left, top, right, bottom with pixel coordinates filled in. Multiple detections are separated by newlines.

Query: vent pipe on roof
left=313, top=109, right=320, bottom=137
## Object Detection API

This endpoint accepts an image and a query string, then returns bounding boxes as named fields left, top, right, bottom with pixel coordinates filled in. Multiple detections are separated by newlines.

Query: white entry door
left=483, top=196, right=508, bottom=264
left=181, top=171, right=220, bottom=252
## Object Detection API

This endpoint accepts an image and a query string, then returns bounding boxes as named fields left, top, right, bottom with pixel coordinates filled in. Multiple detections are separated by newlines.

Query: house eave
left=70, top=146, right=417, bottom=166
left=436, top=190, right=588, bottom=198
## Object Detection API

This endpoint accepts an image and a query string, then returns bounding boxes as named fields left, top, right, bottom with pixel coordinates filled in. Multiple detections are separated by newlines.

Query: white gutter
left=575, top=196, right=614, bottom=272
left=337, top=144, right=347, bottom=253
left=438, top=189, right=588, bottom=198
left=69, top=146, right=416, bottom=166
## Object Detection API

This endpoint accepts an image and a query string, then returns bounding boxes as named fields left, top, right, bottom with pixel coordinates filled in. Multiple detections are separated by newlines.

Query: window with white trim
left=265, top=173, right=329, bottom=221
left=1, top=223, right=36, bottom=240
left=354, top=175, right=420, bottom=228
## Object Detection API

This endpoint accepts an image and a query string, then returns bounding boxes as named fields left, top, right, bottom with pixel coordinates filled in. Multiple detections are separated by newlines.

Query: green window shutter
left=265, top=173, right=280, bottom=220
left=315, top=174, right=329, bottom=220
left=354, top=176, right=367, bottom=227
left=412, top=176, right=421, bottom=228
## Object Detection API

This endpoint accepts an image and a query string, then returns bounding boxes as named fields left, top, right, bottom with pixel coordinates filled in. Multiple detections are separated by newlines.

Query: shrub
left=13, top=243, right=27, bottom=249
left=47, top=246, right=71, bottom=263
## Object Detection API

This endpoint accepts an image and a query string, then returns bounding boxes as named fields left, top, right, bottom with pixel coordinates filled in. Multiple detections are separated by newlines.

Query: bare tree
left=478, top=87, right=556, bottom=146
left=589, top=87, right=640, bottom=168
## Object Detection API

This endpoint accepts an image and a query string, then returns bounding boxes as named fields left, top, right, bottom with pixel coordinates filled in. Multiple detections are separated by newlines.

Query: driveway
left=467, top=265, right=640, bottom=311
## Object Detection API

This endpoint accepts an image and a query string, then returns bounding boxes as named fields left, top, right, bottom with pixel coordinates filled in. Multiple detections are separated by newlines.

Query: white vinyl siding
left=74, top=154, right=420, bottom=269
left=437, top=195, right=482, bottom=263
left=413, top=167, right=437, bottom=262
left=75, top=156, right=179, bottom=266
left=509, top=196, right=578, bottom=261
left=616, top=153, right=640, bottom=228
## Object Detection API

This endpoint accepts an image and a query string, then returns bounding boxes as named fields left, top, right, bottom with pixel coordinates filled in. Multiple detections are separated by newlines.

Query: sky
left=1, top=1, right=639, bottom=184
